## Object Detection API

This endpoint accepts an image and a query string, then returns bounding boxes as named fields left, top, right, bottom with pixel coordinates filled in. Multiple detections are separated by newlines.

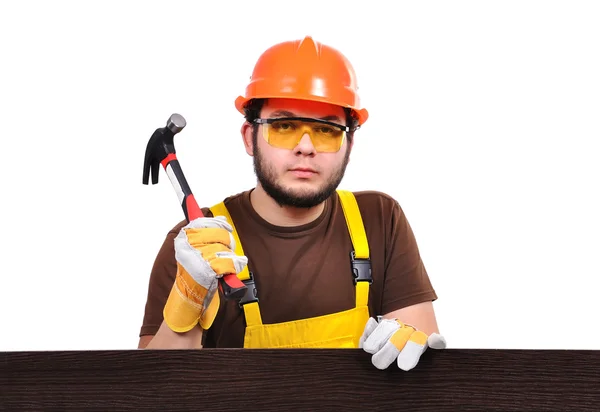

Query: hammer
left=142, top=113, right=248, bottom=301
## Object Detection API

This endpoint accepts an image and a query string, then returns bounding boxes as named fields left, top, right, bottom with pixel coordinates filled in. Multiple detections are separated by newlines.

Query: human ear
left=241, top=122, right=254, bottom=156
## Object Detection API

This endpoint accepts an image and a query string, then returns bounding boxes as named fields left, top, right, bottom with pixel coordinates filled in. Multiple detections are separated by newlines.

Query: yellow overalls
left=209, top=189, right=372, bottom=349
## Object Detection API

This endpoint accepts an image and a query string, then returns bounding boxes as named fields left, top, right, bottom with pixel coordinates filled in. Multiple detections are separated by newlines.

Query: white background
left=1, top=1, right=598, bottom=351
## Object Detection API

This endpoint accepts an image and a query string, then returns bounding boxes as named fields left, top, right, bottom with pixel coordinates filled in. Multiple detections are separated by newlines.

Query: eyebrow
left=268, top=110, right=342, bottom=122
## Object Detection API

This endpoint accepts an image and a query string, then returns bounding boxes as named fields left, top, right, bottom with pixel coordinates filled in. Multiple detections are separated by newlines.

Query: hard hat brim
left=235, top=95, right=368, bottom=126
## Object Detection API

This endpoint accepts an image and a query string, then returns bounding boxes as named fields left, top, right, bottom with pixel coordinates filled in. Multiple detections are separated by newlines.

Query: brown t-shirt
left=139, top=189, right=438, bottom=348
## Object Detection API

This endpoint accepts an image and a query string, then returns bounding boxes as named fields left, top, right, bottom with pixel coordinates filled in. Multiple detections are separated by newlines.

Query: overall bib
left=209, top=190, right=372, bottom=349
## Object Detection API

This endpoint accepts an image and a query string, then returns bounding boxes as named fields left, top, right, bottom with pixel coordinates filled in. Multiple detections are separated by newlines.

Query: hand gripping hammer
left=142, top=113, right=248, bottom=301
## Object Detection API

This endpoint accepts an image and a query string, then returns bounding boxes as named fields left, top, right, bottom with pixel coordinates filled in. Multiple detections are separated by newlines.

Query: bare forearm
left=142, top=321, right=203, bottom=349
left=383, top=301, right=440, bottom=336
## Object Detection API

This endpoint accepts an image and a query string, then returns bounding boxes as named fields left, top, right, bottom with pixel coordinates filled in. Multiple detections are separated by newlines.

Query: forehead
left=261, top=98, right=346, bottom=121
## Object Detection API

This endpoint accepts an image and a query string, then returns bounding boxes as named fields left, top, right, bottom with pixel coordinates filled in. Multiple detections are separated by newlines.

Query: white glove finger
left=362, top=319, right=401, bottom=354
left=427, top=333, right=447, bottom=350
left=397, top=340, right=428, bottom=371
left=213, top=251, right=249, bottom=275
left=174, top=236, right=247, bottom=286
left=371, top=340, right=401, bottom=370
left=358, top=317, right=379, bottom=349
left=184, top=216, right=234, bottom=232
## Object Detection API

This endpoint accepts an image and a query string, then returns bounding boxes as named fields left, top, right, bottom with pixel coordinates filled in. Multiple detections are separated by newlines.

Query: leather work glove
left=163, top=216, right=248, bottom=333
left=359, top=317, right=447, bottom=371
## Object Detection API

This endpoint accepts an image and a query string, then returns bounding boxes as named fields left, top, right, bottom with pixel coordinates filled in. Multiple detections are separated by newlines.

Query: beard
left=252, top=136, right=351, bottom=209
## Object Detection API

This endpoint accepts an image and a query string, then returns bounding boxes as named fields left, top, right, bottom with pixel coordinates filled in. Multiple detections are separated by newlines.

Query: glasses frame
left=253, top=116, right=359, bottom=133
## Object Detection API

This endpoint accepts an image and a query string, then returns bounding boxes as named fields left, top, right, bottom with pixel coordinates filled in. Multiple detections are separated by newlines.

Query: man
left=138, top=36, right=446, bottom=371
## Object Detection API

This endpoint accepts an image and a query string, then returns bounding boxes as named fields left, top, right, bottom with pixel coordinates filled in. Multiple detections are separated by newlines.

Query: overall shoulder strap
left=209, top=201, right=263, bottom=327
left=336, top=190, right=370, bottom=259
left=336, top=190, right=371, bottom=308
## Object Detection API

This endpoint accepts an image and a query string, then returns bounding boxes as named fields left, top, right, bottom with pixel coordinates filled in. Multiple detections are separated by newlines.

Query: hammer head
left=142, top=114, right=187, bottom=185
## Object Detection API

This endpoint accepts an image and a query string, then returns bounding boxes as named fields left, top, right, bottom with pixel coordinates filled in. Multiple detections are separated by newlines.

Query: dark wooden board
left=2, top=349, right=599, bottom=411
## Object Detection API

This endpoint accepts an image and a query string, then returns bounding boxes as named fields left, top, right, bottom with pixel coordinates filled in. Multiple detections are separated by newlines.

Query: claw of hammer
left=142, top=114, right=185, bottom=185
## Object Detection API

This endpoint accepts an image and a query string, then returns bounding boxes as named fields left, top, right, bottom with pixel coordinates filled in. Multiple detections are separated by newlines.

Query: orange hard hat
left=235, top=36, right=369, bottom=126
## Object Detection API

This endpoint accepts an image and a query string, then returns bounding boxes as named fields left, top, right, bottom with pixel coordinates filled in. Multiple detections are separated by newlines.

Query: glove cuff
left=199, top=291, right=220, bottom=330
left=163, top=266, right=209, bottom=333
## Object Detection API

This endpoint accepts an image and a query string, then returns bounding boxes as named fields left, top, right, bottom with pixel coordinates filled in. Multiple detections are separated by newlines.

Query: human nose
left=294, top=132, right=316, bottom=155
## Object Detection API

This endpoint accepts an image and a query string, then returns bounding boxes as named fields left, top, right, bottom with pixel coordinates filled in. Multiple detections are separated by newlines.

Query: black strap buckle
left=238, top=271, right=259, bottom=308
left=350, top=251, right=373, bottom=285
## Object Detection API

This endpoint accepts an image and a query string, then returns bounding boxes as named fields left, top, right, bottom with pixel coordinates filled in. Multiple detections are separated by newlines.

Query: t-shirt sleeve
left=138, top=226, right=179, bottom=337
left=381, top=198, right=438, bottom=315
left=139, top=216, right=203, bottom=336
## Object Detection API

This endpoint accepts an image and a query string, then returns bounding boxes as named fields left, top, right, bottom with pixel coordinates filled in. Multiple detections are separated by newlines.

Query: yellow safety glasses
left=254, top=117, right=352, bottom=153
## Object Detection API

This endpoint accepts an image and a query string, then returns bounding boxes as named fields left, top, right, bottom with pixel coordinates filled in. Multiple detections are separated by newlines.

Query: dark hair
left=243, top=98, right=266, bottom=124
left=243, top=98, right=358, bottom=144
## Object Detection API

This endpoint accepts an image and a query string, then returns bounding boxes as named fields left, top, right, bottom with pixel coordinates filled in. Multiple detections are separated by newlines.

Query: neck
left=250, top=184, right=325, bottom=227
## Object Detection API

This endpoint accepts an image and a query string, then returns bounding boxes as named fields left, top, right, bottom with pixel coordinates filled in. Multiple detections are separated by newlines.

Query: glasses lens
left=263, top=119, right=346, bottom=152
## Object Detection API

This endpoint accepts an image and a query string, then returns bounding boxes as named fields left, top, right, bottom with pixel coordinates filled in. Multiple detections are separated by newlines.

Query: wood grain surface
left=1, top=348, right=599, bottom=411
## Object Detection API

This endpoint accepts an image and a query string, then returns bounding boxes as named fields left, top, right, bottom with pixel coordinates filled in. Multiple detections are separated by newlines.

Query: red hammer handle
left=160, top=154, right=248, bottom=301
